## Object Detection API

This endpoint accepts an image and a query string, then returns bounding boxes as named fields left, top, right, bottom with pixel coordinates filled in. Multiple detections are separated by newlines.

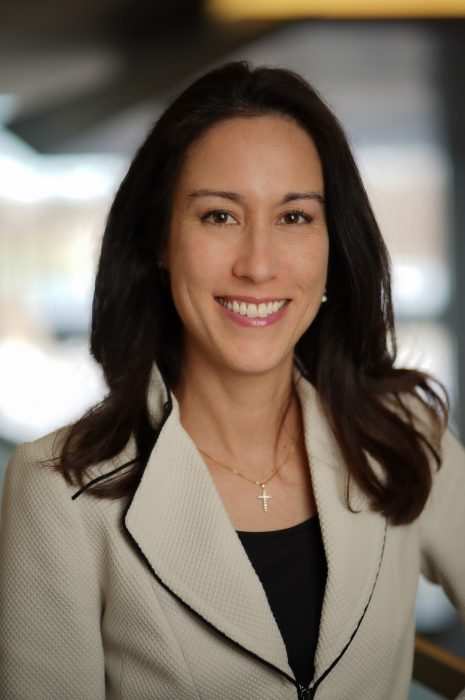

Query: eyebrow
left=187, top=189, right=325, bottom=205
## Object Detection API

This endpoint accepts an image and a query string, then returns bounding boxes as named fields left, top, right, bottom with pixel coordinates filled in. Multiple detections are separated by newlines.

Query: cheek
left=168, top=240, right=216, bottom=316
left=168, top=231, right=201, bottom=283
left=292, top=239, right=329, bottom=288
left=171, top=233, right=229, bottom=290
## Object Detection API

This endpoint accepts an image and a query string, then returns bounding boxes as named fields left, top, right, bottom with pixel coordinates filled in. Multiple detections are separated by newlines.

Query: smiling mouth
left=215, top=297, right=288, bottom=319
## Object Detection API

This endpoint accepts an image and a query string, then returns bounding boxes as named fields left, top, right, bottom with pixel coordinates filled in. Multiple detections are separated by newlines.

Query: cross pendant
left=258, top=484, right=271, bottom=512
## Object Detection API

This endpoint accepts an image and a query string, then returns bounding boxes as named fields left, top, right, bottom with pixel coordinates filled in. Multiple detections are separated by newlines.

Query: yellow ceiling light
left=207, top=0, right=465, bottom=20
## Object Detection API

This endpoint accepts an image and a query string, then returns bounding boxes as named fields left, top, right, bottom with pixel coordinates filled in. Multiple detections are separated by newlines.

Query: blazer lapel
left=124, top=365, right=387, bottom=685
left=295, top=375, right=387, bottom=680
left=124, top=368, right=293, bottom=679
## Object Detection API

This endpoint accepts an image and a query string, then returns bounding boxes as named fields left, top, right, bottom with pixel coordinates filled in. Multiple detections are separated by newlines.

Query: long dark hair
left=56, top=60, right=448, bottom=525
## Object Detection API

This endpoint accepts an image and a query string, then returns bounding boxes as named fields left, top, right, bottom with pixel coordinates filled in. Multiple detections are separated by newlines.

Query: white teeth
left=218, top=298, right=286, bottom=318
left=247, top=304, right=258, bottom=318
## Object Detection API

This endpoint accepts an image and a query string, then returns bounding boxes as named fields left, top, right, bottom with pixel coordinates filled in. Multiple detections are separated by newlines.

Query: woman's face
left=165, top=115, right=329, bottom=378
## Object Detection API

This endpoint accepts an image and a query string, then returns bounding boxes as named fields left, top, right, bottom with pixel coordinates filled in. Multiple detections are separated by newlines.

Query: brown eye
left=201, top=210, right=236, bottom=225
left=281, top=210, right=312, bottom=225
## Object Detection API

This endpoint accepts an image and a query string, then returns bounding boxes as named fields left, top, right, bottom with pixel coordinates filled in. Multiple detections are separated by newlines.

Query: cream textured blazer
left=1, top=365, right=465, bottom=700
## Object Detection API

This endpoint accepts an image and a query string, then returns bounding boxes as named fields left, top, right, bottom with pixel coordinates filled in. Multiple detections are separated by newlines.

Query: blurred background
left=1, top=2, right=464, bottom=696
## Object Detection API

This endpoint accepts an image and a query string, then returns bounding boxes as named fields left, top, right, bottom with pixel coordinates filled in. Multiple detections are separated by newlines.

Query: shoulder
left=424, top=425, right=465, bottom=506
left=398, top=391, right=465, bottom=480
left=417, top=422, right=465, bottom=559
left=1, top=427, right=132, bottom=537
left=393, top=392, right=465, bottom=499
left=0, top=432, right=109, bottom=699
left=3, top=427, right=73, bottom=507
left=417, top=424, right=465, bottom=612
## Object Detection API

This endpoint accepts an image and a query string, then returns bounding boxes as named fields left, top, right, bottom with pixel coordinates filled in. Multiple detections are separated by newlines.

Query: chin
left=218, top=346, right=293, bottom=377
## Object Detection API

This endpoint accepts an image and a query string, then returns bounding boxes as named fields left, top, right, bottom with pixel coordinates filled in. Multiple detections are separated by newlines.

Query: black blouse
left=237, top=516, right=327, bottom=687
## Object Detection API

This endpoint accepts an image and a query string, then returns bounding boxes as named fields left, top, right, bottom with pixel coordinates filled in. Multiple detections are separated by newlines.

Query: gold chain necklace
left=198, top=434, right=297, bottom=512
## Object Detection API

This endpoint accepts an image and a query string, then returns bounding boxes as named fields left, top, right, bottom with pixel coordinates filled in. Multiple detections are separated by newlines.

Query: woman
left=1, top=61, right=464, bottom=700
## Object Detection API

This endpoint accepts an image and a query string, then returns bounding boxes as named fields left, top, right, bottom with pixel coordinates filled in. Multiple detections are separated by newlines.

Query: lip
left=215, top=296, right=290, bottom=328
left=216, top=295, right=289, bottom=305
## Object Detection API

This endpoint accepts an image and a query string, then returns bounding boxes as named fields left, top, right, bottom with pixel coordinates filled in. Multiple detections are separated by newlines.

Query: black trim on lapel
left=309, top=519, right=388, bottom=697
left=119, top=383, right=299, bottom=691
left=122, top=502, right=298, bottom=689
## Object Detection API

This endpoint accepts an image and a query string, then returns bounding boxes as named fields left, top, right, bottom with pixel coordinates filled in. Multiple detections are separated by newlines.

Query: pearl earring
left=322, top=289, right=328, bottom=303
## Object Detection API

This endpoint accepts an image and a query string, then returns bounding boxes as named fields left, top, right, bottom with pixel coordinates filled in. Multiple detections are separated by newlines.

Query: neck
left=174, top=355, right=299, bottom=470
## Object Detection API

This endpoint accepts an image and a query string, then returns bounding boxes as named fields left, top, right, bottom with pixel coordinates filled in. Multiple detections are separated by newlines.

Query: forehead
left=176, top=115, right=323, bottom=192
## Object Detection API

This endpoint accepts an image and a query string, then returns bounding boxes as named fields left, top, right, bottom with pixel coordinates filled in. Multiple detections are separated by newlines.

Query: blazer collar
left=124, top=365, right=387, bottom=683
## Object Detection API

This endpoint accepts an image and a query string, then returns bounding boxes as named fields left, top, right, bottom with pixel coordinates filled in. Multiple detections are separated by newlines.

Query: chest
left=203, top=447, right=317, bottom=531
left=99, top=510, right=421, bottom=699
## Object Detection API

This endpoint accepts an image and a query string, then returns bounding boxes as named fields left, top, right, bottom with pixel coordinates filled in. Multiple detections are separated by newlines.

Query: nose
left=232, top=219, right=279, bottom=284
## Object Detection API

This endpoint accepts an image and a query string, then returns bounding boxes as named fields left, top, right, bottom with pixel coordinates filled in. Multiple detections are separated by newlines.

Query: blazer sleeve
left=419, top=426, right=465, bottom=623
left=0, top=440, right=106, bottom=700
